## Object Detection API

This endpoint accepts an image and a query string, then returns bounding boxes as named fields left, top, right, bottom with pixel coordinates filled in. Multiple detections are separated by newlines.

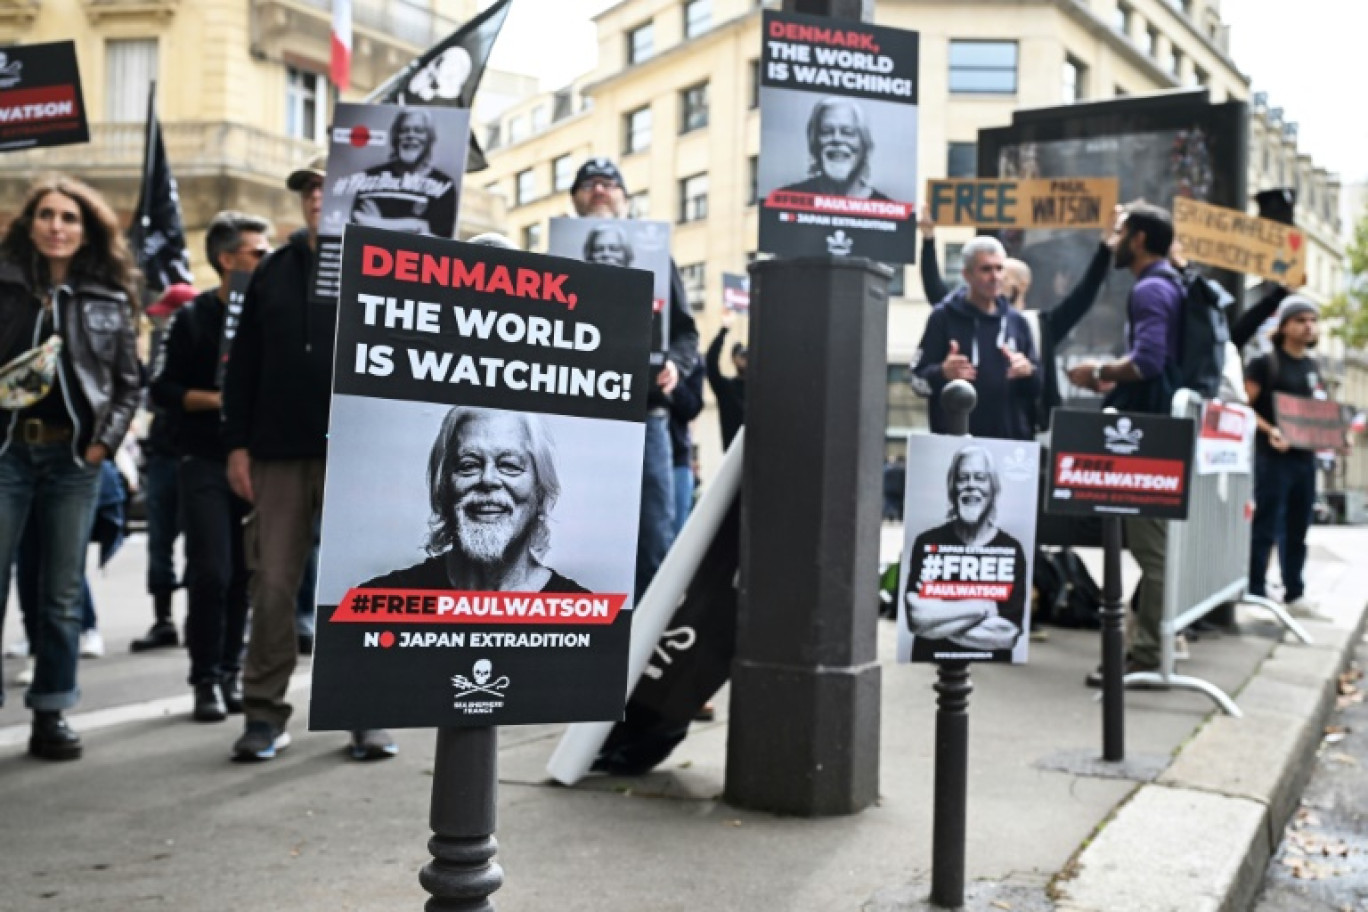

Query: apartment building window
left=679, top=173, right=709, bottom=223
left=627, top=22, right=654, bottom=65
left=1166, top=0, right=1191, bottom=13
left=1144, top=26, right=1159, bottom=57
left=748, top=59, right=760, bottom=109
left=1063, top=55, right=1087, bottom=103
left=623, top=105, right=652, bottom=154
left=508, top=114, right=528, bottom=145
left=679, top=81, right=709, bottom=133
left=107, top=39, right=158, bottom=122
left=522, top=222, right=543, bottom=252
left=530, top=104, right=547, bottom=133
left=552, top=155, right=575, bottom=193
left=284, top=65, right=325, bottom=143
left=946, top=142, right=977, bottom=178
left=1115, top=84, right=1129, bottom=97
left=1167, top=48, right=1181, bottom=78
left=1114, top=2, right=1133, bottom=35
left=628, top=190, right=651, bottom=219
left=944, top=244, right=966, bottom=291
left=679, top=262, right=706, bottom=312
left=515, top=169, right=536, bottom=206
left=684, top=0, right=712, bottom=39
left=1193, top=66, right=1209, bottom=87
left=747, top=155, right=758, bottom=205
left=485, top=122, right=503, bottom=151
left=948, top=41, right=1018, bottom=95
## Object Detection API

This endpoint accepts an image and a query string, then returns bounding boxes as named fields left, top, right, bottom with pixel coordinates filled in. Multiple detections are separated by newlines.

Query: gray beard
left=455, top=511, right=533, bottom=566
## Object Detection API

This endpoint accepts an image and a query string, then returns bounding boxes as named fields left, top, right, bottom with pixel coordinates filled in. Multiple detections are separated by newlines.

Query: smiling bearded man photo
left=903, top=444, right=1026, bottom=661
left=779, top=97, right=891, bottom=202
left=346, top=108, right=458, bottom=238
left=359, top=407, right=588, bottom=594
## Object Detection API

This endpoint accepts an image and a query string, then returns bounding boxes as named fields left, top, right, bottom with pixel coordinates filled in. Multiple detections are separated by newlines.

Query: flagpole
left=138, top=81, right=157, bottom=233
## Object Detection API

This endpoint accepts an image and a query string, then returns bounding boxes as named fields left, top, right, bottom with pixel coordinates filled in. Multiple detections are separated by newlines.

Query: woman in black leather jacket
left=0, top=175, right=141, bottom=760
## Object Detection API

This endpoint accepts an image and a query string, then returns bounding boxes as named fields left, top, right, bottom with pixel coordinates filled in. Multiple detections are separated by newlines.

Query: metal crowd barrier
left=1125, top=389, right=1313, bottom=715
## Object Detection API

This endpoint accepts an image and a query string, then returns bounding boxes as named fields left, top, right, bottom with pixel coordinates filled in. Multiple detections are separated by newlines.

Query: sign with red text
left=1274, top=393, right=1348, bottom=452
left=757, top=10, right=920, bottom=263
left=897, top=434, right=1039, bottom=664
left=0, top=41, right=89, bottom=152
left=1196, top=400, right=1255, bottom=475
left=1047, top=409, right=1194, bottom=520
left=1173, top=197, right=1306, bottom=287
left=310, top=226, right=653, bottom=729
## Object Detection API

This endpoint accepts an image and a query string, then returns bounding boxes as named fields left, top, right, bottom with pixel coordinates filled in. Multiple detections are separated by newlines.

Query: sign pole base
left=420, top=727, right=502, bottom=910
left=1101, top=517, right=1126, bottom=762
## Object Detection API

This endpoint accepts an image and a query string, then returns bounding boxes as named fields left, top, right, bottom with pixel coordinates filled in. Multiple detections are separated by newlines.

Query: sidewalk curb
left=1054, top=608, right=1367, bottom=912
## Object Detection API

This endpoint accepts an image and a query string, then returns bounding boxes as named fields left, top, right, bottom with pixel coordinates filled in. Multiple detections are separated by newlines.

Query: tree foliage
left=1322, top=200, right=1368, bottom=350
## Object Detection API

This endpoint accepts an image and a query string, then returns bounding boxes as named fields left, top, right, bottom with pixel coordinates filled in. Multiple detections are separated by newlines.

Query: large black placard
left=1047, top=409, right=1195, bottom=520
left=0, top=41, right=89, bottom=152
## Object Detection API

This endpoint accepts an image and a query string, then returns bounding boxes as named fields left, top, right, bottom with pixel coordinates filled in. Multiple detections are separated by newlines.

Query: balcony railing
left=291, top=0, right=460, bottom=48
left=0, top=122, right=322, bottom=182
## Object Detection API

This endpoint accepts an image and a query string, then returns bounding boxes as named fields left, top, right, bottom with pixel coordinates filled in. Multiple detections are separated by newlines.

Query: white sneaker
left=3, top=639, right=29, bottom=659
left=1285, top=598, right=1331, bottom=622
left=16, top=658, right=34, bottom=685
left=80, top=629, right=105, bottom=658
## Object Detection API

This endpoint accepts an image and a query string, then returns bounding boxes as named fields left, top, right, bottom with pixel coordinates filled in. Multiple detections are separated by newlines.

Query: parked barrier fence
left=1126, top=388, right=1312, bottom=715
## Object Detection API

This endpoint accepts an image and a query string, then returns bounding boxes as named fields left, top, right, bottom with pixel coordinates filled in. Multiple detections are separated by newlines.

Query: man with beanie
left=1244, top=295, right=1330, bottom=618
left=222, top=157, right=396, bottom=762
left=568, top=157, right=699, bottom=599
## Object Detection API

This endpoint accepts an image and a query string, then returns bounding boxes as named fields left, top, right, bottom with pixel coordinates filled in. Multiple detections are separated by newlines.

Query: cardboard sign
left=0, top=41, right=89, bottom=152
left=547, top=217, right=671, bottom=367
left=1274, top=393, right=1347, bottom=451
left=1196, top=400, right=1255, bottom=475
left=757, top=10, right=920, bottom=264
left=1172, top=197, right=1306, bottom=286
left=924, top=178, right=1118, bottom=230
left=897, top=435, right=1039, bottom=664
left=309, top=226, right=653, bottom=730
left=311, top=102, right=471, bottom=304
left=1048, top=410, right=1194, bottom=519
left=215, top=271, right=252, bottom=389
left=722, top=272, right=750, bottom=312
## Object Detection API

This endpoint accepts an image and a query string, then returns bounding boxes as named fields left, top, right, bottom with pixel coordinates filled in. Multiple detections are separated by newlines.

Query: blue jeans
left=672, top=464, right=694, bottom=537
left=1249, top=450, right=1316, bottom=602
left=635, top=412, right=675, bottom=601
left=17, top=515, right=96, bottom=636
left=0, top=443, right=101, bottom=711
left=143, top=449, right=181, bottom=595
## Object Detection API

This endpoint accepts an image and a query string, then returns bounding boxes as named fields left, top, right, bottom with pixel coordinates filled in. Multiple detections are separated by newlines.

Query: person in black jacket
left=569, top=158, right=699, bottom=599
left=668, top=356, right=704, bottom=536
left=705, top=310, right=746, bottom=450
left=152, top=211, right=270, bottom=722
left=221, top=158, right=396, bottom=763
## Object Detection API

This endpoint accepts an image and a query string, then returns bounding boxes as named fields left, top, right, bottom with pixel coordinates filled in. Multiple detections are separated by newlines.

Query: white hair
left=960, top=236, right=1006, bottom=271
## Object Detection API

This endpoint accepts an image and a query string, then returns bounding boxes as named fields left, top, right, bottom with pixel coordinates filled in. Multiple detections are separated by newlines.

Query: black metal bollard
left=1100, top=517, right=1126, bottom=762
left=419, top=727, right=503, bottom=911
left=930, top=379, right=976, bottom=909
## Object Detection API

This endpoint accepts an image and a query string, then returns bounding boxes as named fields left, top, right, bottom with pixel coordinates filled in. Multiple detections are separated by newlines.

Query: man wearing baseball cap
left=1244, top=295, right=1331, bottom=619
left=221, top=156, right=397, bottom=762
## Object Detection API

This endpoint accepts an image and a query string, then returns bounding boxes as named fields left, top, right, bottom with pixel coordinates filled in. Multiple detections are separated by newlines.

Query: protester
left=668, top=357, right=705, bottom=536
left=1244, top=296, right=1334, bottom=619
left=0, top=175, right=141, bottom=760
left=152, top=211, right=271, bottom=722
left=1066, top=202, right=1184, bottom=683
left=569, top=157, right=699, bottom=599
left=910, top=237, right=1040, bottom=440
left=132, top=282, right=196, bottom=652
left=222, top=157, right=396, bottom=762
left=705, top=311, right=746, bottom=450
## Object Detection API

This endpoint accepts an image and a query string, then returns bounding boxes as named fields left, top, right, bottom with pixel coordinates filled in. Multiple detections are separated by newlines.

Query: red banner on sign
left=331, top=589, right=629, bottom=625
left=764, top=189, right=913, bottom=220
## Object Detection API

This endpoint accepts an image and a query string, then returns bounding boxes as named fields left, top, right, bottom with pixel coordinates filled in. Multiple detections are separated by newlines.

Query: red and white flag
left=331, top=0, right=352, bottom=91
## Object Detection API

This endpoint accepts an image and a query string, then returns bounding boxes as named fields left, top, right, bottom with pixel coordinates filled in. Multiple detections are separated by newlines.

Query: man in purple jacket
left=1067, top=202, right=1183, bottom=682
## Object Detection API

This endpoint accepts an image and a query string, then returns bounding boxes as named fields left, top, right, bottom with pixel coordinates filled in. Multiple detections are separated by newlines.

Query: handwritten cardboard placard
left=924, top=178, right=1118, bottom=230
left=1172, top=197, right=1306, bottom=286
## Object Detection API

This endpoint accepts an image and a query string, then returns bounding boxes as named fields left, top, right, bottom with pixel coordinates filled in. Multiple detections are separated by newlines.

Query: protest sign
left=1173, top=196, right=1306, bottom=286
left=0, top=41, right=88, bottom=152
left=548, top=217, right=671, bottom=366
left=1047, top=409, right=1194, bottom=520
left=924, top=177, right=1117, bottom=230
left=1274, top=393, right=1348, bottom=451
left=311, top=102, right=470, bottom=304
left=1196, top=400, right=1255, bottom=475
left=897, top=435, right=1039, bottom=664
left=215, top=271, right=252, bottom=389
left=309, top=226, right=653, bottom=730
left=722, top=272, right=750, bottom=312
left=757, top=10, right=919, bottom=263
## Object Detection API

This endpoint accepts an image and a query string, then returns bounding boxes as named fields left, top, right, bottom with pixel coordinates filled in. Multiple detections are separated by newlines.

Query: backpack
left=1174, top=272, right=1231, bottom=399
left=1036, top=548, right=1103, bottom=629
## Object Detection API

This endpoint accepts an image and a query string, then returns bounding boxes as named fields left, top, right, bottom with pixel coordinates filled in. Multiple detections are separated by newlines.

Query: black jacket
left=222, top=230, right=335, bottom=460
left=652, top=261, right=699, bottom=411
left=151, top=289, right=230, bottom=460
left=705, top=326, right=746, bottom=449
left=668, top=357, right=704, bottom=467
left=0, top=261, right=140, bottom=462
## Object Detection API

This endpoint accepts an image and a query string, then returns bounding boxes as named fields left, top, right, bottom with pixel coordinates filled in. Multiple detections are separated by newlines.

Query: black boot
left=30, top=711, right=83, bottom=761
left=220, top=673, right=244, bottom=714
left=131, top=592, right=178, bottom=652
left=192, top=681, right=227, bottom=723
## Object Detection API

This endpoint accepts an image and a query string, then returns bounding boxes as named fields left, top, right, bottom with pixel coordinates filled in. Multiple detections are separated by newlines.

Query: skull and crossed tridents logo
left=452, top=659, right=510, bottom=701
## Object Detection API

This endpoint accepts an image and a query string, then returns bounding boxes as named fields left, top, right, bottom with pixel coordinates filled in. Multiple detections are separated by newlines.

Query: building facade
left=479, top=0, right=1347, bottom=468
